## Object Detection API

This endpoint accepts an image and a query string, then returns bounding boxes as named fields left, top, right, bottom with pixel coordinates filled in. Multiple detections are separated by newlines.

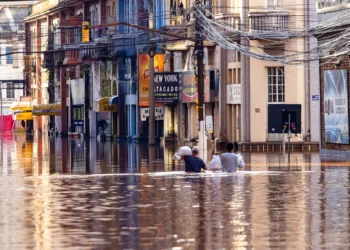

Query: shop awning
left=14, top=112, right=33, bottom=121
left=108, top=95, right=119, bottom=105
left=94, top=97, right=118, bottom=112
left=32, top=103, right=61, bottom=116
left=10, top=101, right=32, bottom=111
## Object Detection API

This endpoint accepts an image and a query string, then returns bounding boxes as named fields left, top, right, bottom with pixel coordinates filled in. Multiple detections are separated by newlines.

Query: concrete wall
left=249, top=39, right=307, bottom=142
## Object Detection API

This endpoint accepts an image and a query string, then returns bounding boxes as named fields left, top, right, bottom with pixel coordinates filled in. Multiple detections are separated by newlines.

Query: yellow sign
left=138, top=54, right=164, bottom=106
left=82, top=21, right=89, bottom=43
left=94, top=97, right=118, bottom=112
left=15, top=112, right=33, bottom=120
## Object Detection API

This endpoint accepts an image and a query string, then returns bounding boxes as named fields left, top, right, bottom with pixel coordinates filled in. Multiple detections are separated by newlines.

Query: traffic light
left=82, top=21, right=89, bottom=43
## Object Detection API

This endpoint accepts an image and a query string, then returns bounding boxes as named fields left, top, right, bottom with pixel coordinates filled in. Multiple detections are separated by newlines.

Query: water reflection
left=1, top=134, right=323, bottom=175
left=2, top=135, right=350, bottom=249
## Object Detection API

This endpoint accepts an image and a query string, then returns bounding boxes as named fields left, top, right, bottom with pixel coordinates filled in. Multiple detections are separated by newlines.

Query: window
left=6, top=47, right=13, bottom=64
left=210, top=70, right=216, bottom=90
left=267, top=0, right=282, bottom=8
left=112, top=2, right=115, bottom=16
left=268, top=67, right=284, bottom=103
left=6, top=87, right=14, bottom=98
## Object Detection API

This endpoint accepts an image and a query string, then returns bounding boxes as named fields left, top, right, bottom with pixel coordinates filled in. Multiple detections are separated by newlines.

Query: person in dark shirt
left=183, top=146, right=207, bottom=173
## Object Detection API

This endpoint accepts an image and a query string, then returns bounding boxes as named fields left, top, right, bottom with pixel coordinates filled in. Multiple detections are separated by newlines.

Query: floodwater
left=0, top=134, right=349, bottom=249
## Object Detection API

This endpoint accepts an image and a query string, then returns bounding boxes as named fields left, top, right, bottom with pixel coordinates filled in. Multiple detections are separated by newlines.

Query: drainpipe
left=305, top=0, right=311, bottom=142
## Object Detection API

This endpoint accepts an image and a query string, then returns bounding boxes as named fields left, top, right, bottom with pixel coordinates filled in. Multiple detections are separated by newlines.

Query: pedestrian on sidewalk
left=221, top=142, right=239, bottom=172
left=183, top=146, right=207, bottom=173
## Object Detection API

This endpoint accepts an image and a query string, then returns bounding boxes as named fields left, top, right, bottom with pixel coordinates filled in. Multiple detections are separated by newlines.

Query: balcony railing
left=214, top=13, right=240, bottom=30
left=114, top=34, right=137, bottom=57
left=249, top=12, right=288, bottom=32
left=23, top=55, right=36, bottom=73
left=79, top=39, right=114, bottom=61
left=170, top=8, right=189, bottom=26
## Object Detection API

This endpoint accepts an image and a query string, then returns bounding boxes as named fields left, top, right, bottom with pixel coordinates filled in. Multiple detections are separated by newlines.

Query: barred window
left=268, top=67, right=284, bottom=103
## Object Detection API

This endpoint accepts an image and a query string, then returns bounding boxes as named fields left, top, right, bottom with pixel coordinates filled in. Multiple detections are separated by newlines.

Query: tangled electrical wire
left=194, top=5, right=350, bottom=65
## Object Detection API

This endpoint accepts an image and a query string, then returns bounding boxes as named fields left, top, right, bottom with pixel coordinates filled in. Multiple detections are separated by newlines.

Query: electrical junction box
left=268, top=104, right=302, bottom=134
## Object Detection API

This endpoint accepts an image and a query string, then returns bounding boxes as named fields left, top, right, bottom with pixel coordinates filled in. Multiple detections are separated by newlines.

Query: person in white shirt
left=233, top=142, right=244, bottom=169
left=221, top=142, right=239, bottom=172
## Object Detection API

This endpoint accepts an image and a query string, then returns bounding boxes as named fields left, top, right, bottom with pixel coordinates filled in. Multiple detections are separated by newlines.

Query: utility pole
left=195, top=1, right=205, bottom=156
left=148, top=0, right=156, bottom=146
left=84, top=65, right=90, bottom=138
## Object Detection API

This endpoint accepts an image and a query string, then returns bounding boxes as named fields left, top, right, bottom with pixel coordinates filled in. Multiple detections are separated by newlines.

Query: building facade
left=22, top=0, right=319, bottom=150
left=317, top=2, right=350, bottom=155
left=0, top=5, right=30, bottom=129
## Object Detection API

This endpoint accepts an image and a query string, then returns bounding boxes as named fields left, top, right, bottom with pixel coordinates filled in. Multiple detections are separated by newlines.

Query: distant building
left=0, top=5, right=29, bottom=115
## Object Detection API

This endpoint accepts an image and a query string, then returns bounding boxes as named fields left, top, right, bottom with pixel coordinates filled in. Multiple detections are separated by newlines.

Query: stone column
left=218, top=47, right=228, bottom=145
left=240, top=0, right=251, bottom=142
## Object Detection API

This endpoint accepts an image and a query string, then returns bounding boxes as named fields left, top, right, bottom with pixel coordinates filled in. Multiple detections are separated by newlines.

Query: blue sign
left=74, top=120, right=84, bottom=126
left=312, top=95, right=319, bottom=101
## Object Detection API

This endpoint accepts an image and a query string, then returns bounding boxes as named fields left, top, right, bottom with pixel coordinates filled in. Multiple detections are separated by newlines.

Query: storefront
left=32, top=103, right=61, bottom=133
left=93, top=97, right=118, bottom=137
left=11, top=101, right=33, bottom=132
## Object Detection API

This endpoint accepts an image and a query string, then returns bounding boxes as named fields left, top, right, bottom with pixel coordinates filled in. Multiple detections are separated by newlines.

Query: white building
left=0, top=5, right=29, bottom=115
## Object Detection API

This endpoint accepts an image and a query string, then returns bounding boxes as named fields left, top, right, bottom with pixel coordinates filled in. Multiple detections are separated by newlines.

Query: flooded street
left=0, top=134, right=349, bottom=249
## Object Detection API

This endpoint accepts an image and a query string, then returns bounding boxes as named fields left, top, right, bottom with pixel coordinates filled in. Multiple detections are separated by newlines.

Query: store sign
left=73, top=120, right=84, bottom=126
left=70, top=78, right=84, bottom=105
left=138, top=54, right=165, bottom=106
left=154, top=72, right=182, bottom=103
left=94, top=97, right=118, bottom=112
left=205, top=115, right=213, bottom=133
left=140, top=107, right=164, bottom=121
left=227, top=84, right=241, bottom=104
left=324, top=70, right=349, bottom=144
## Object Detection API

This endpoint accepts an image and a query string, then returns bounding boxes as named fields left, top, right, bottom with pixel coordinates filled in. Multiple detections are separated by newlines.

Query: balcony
left=79, top=38, right=114, bottom=61
left=212, top=13, right=240, bottom=43
left=249, top=12, right=288, bottom=32
left=170, top=8, right=190, bottom=26
left=114, top=34, right=137, bottom=57
left=23, top=55, right=36, bottom=73
left=63, top=45, right=80, bottom=65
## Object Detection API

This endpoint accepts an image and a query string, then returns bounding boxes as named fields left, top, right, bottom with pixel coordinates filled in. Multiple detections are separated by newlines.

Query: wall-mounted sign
left=312, top=95, right=319, bottom=101
left=154, top=72, right=183, bottom=103
left=70, top=78, right=84, bottom=105
left=324, top=70, right=348, bottom=144
left=94, top=97, right=118, bottom=112
left=140, top=107, right=164, bottom=121
left=227, top=84, right=241, bottom=104
left=138, top=54, right=164, bottom=106
left=205, top=115, right=213, bottom=133
left=0, top=80, right=24, bottom=89
left=73, top=120, right=84, bottom=126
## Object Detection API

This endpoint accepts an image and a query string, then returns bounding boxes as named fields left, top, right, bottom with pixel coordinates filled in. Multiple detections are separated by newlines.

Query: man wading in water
left=221, top=142, right=240, bottom=172
left=183, top=146, right=207, bottom=173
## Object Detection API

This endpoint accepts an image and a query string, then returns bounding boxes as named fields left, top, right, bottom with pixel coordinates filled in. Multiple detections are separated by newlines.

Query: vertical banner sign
left=324, top=70, right=349, bottom=144
left=70, top=78, right=85, bottom=105
left=154, top=72, right=182, bottom=103
left=138, top=54, right=164, bottom=106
